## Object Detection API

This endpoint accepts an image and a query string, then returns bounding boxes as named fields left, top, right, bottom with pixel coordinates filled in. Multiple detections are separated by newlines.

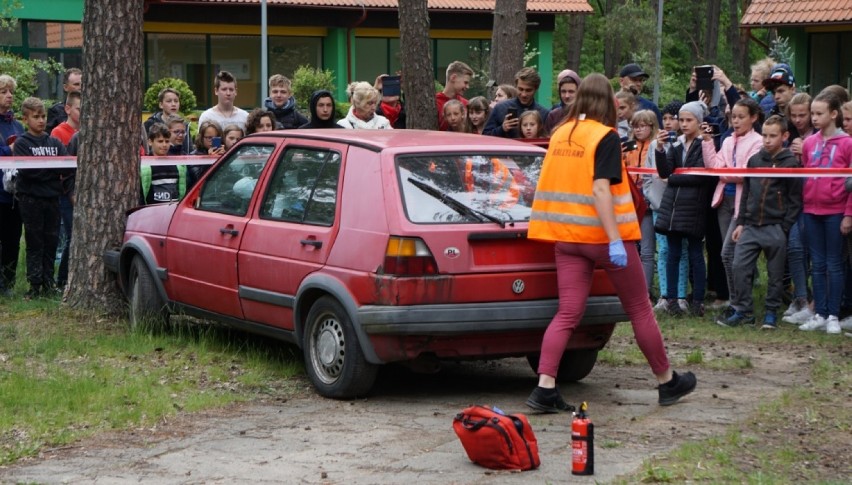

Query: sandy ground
left=0, top=341, right=809, bottom=485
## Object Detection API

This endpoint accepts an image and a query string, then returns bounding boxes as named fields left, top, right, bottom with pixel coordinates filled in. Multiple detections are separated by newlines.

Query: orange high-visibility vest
left=529, top=119, right=641, bottom=244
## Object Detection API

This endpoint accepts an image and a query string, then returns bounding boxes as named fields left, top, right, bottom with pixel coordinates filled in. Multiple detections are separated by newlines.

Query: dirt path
left=1, top=343, right=809, bottom=484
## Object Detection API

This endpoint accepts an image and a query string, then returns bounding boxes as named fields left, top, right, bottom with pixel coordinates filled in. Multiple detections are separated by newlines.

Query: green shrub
left=291, top=65, right=335, bottom=111
left=0, top=51, right=63, bottom=111
left=335, top=100, right=350, bottom=121
left=143, top=78, right=197, bottom=114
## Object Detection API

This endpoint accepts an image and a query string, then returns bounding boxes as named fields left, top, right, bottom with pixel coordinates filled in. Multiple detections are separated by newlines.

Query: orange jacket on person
left=622, top=138, right=650, bottom=185
left=529, top=119, right=641, bottom=244
left=463, top=157, right=520, bottom=209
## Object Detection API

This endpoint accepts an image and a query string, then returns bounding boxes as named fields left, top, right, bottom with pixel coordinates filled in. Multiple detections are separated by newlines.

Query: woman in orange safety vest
left=524, top=73, right=697, bottom=412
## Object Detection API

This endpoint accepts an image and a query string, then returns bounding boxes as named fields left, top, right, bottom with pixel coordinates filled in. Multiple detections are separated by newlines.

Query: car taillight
left=383, top=236, right=438, bottom=275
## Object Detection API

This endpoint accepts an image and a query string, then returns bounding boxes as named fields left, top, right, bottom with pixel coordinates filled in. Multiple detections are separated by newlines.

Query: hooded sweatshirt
left=264, top=96, right=308, bottom=129
left=337, top=107, right=392, bottom=130
left=12, top=131, right=68, bottom=198
left=801, top=130, right=852, bottom=216
left=702, top=128, right=763, bottom=217
left=299, top=90, right=342, bottom=129
left=736, top=147, right=802, bottom=232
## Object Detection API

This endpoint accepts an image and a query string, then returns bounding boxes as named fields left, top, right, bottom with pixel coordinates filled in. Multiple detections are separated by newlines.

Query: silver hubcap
left=312, top=314, right=344, bottom=383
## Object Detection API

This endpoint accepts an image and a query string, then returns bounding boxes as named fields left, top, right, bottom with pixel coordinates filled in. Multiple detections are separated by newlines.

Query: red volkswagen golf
left=105, top=130, right=626, bottom=398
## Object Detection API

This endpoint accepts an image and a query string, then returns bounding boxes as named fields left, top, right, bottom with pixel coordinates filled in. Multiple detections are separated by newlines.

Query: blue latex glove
left=608, top=239, right=627, bottom=267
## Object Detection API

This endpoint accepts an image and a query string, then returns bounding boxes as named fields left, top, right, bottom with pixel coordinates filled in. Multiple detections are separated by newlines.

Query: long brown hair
left=559, top=73, right=618, bottom=141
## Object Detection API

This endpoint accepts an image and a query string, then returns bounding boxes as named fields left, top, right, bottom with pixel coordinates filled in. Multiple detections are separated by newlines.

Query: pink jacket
left=802, top=131, right=852, bottom=216
left=702, top=129, right=763, bottom=217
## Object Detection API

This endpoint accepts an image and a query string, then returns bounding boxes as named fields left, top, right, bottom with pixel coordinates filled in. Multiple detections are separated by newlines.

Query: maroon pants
left=538, top=241, right=670, bottom=377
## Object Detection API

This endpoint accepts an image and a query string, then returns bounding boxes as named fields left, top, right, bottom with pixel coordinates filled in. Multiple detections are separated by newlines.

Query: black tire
left=526, top=349, right=599, bottom=383
left=303, top=296, right=377, bottom=399
left=127, top=255, right=169, bottom=332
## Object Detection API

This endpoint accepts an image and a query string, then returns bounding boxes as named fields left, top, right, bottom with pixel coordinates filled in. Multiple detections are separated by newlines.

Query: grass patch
left=0, top=301, right=306, bottom=465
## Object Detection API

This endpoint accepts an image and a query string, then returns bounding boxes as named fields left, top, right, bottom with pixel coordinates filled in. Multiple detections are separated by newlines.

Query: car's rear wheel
left=128, top=255, right=168, bottom=332
left=303, top=296, right=377, bottom=399
left=526, top=349, right=599, bottom=383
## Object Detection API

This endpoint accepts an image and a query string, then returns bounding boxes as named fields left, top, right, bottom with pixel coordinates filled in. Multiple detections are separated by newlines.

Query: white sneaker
left=826, top=315, right=841, bottom=334
left=654, top=298, right=668, bottom=311
left=799, top=314, right=827, bottom=331
left=783, top=307, right=814, bottom=325
left=840, top=315, right=852, bottom=330
left=783, top=298, right=806, bottom=317
left=677, top=299, right=689, bottom=312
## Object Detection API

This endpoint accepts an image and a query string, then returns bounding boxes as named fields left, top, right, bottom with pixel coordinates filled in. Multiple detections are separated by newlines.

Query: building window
left=809, top=32, right=852, bottom=94
left=269, top=36, right=322, bottom=79
left=146, top=33, right=209, bottom=106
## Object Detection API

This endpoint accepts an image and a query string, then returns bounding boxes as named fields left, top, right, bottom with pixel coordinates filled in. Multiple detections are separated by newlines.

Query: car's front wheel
left=303, top=296, right=377, bottom=399
left=127, top=255, right=169, bottom=332
left=526, top=349, right=599, bottom=383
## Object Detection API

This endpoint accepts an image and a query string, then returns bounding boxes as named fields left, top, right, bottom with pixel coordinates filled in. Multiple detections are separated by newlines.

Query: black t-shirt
left=593, top=131, right=623, bottom=184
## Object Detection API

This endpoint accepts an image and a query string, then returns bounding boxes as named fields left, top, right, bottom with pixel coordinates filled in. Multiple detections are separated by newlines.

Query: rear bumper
left=357, top=296, right=626, bottom=335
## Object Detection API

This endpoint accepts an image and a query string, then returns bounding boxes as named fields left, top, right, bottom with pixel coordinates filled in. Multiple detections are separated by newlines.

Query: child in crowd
left=466, top=96, right=489, bottom=134
left=717, top=115, right=802, bottom=328
left=141, top=123, right=189, bottom=206
left=626, top=110, right=657, bottom=297
left=490, top=84, right=517, bottom=109
left=749, top=57, right=776, bottom=116
left=703, top=97, right=764, bottom=319
left=782, top=93, right=815, bottom=323
left=798, top=92, right=852, bottom=334
left=842, top=101, right=852, bottom=134
left=192, top=121, right=225, bottom=157
left=222, top=124, right=244, bottom=150
left=245, top=108, right=276, bottom=135
left=162, top=113, right=188, bottom=155
left=12, top=97, right=68, bottom=299
left=654, top=101, right=714, bottom=317
left=263, top=74, right=307, bottom=129
left=49, top=90, right=80, bottom=145
left=615, top=90, right=637, bottom=139
left=442, top=100, right=469, bottom=133
left=648, top=100, right=690, bottom=311
left=144, top=87, right=192, bottom=154
left=519, top=110, right=546, bottom=139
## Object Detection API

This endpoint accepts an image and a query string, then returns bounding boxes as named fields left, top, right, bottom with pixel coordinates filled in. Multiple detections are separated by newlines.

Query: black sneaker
left=658, top=371, right=697, bottom=406
left=525, top=386, right=575, bottom=414
left=666, top=299, right=684, bottom=317
left=689, top=301, right=705, bottom=317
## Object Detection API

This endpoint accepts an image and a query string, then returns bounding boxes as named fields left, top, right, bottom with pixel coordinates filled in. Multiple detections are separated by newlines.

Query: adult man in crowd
left=436, top=61, right=473, bottom=130
left=763, top=64, right=797, bottom=121
left=619, top=63, right=662, bottom=126
left=544, top=69, right=581, bottom=133
left=483, top=67, right=550, bottom=138
left=198, top=70, right=249, bottom=131
left=46, top=67, right=82, bottom=133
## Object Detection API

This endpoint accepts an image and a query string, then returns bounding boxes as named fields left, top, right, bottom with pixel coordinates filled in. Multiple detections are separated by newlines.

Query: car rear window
left=396, top=153, right=543, bottom=224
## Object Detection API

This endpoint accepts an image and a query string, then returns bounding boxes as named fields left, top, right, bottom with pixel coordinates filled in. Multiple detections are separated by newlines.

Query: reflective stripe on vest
left=528, top=119, right=641, bottom=244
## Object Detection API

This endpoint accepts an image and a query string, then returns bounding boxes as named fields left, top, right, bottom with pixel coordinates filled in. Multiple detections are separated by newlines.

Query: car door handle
left=300, top=239, right=322, bottom=249
left=219, top=227, right=239, bottom=236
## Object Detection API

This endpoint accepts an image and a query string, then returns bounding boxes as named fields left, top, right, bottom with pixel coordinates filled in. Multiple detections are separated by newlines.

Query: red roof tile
left=158, top=0, right=593, bottom=14
left=741, top=0, right=852, bottom=27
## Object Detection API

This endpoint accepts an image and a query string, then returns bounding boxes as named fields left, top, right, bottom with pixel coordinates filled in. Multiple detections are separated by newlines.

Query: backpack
left=452, top=405, right=540, bottom=471
left=2, top=168, right=16, bottom=194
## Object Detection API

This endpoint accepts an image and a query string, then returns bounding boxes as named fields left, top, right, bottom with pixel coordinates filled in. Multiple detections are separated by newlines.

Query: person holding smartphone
left=483, top=67, right=550, bottom=138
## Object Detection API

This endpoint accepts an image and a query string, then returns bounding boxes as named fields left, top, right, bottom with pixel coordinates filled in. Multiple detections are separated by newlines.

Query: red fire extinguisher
left=572, top=401, right=594, bottom=475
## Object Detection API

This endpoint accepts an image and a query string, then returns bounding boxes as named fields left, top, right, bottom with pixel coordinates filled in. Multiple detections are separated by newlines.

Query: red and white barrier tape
left=0, top=156, right=217, bottom=169
left=626, top=166, right=852, bottom=178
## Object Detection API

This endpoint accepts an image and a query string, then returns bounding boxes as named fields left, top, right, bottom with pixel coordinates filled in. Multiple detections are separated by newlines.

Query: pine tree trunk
left=734, top=0, right=752, bottom=76
left=65, top=0, right=143, bottom=313
left=490, top=0, right=527, bottom=85
left=398, top=0, right=437, bottom=130
left=704, top=0, right=722, bottom=62
left=565, top=13, right=585, bottom=71
left=602, top=0, right=624, bottom=78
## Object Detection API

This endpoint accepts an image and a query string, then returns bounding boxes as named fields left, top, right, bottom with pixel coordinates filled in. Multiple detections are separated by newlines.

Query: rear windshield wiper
left=407, top=177, right=506, bottom=228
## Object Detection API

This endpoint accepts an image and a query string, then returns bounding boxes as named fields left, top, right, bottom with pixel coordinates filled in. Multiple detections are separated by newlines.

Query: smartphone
left=211, top=136, right=222, bottom=149
left=382, top=75, right=401, bottom=97
left=668, top=131, right=677, bottom=143
left=705, top=123, right=721, bottom=136
left=507, top=108, right=520, bottom=120
left=695, top=65, right=714, bottom=91
left=621, top=139, right=637, bottom=152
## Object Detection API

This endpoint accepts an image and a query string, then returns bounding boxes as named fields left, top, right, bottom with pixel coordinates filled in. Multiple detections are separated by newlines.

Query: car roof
left=243, top=129, right=547, bottom=154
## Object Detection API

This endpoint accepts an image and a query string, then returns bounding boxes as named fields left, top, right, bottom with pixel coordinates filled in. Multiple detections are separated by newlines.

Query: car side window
left=260, top=147, right=341, bottom=226
left=197, top=144, right=274, bottom=216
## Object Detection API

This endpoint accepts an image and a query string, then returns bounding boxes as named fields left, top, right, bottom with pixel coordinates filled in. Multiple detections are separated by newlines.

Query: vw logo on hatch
left=512, top=279, right=525, bottom=294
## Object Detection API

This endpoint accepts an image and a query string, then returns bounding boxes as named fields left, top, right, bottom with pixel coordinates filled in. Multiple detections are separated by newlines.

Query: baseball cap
left=763, top=64, right=795, bottom=89
left=557, top=69, right=581, bottom=86
left=619, top=63, right=648, bottom=79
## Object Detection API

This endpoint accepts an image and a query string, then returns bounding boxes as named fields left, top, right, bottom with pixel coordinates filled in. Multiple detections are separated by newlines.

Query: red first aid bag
left=453, top=405, right=541, bottom=471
